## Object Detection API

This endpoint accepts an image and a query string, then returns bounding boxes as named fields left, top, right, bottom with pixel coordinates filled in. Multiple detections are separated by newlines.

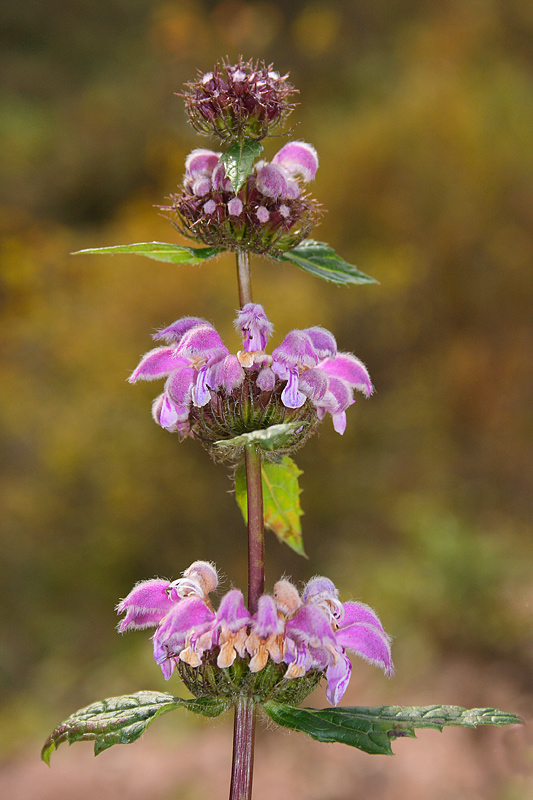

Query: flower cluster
left=164, top=142, right=321, bottom=254
left=129, top=303, right=372, bottom=457
left=117, top=561, right=393, bottom=706
left=182, top=57, right=297, bottom=143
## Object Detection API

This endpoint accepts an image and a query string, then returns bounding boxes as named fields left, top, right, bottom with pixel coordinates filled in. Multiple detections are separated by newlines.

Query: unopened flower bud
left=182, top=57, right=297, bottom=144
left=183, top=561, right=219, bottom=594
left=272, top=141, right=319, bottom=182
left=227, top=197, right=243, bottom=216
left=273, top=579, right=301, bottom=616
left=185, top=149, right=221, bottom=178
left=235, top=303, right=273, bottom=352
left=256, top=164, right=288, bottom=199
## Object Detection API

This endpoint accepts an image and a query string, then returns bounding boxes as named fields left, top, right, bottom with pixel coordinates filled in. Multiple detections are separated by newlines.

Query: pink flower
left=130, top=304, right=372, bottom=439
left=164, top=142, right=322, bottom=255
left=117, top=565, right=393, bottom=705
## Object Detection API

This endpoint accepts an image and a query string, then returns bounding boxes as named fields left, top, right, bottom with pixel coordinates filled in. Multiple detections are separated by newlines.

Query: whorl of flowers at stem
left=117, top=562, right=393, bottom=706
left=162, top=142, right=321, bottom=256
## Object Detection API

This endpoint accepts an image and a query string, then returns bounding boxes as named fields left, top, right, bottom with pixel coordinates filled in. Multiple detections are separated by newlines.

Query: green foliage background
left=1, top=0, right=532, bottom=793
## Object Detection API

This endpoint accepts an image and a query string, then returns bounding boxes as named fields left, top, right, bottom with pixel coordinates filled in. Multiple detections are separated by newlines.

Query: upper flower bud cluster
left=182, top=57, right=297, bottom=143
left=117, top=562, right=393, bottom=706
left=129, top=303, right=373, bottom=459
left=164, top=142, right=321, bottom=255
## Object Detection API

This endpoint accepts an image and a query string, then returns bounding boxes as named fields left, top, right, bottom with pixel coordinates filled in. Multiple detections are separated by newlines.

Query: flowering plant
left=42, top=58, right=521, bottom=798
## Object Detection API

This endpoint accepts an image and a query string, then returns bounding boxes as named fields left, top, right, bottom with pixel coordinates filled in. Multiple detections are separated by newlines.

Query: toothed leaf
left=42, top=691, right=228, bottom=763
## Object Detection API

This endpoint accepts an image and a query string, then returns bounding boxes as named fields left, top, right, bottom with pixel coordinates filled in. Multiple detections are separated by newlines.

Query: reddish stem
left=229, top=250, right=264, bottom=800
left=237, top=249, right=253, bottom=306
left=245, top=443, right=265, bottom=614
left=229, top=697, right=256, bottom=800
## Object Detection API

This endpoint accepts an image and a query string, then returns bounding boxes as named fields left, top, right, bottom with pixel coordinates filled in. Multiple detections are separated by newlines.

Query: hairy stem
left=235, top=250, right=265, bottom=615
left=237, top=250, right=253, bottom=306
left=245, top=443, right=265, bottom=614
left=229, top=697, right=256, bottom=800
left=230, top=252, right=263, bottom=800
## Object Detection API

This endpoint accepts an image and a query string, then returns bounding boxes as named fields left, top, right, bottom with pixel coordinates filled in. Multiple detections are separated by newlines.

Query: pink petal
left=256, top=366, right=276, bottom=392
left=217, top=589, right=251, bottom=632
left=325, top=653, right=352, bottom=706
left=256, top=206, right=270, bottom=223
left=154, top=318, right=207, bottom=344
left=335, top=622, right=394, bottom=676
left=235, top=303, right=273, bottom=352
left=153, top=597, right=215, bottom=659
left=298, top=367, right=328, bottom=402
left=320, top=353, right=373, bottom=397
left=116, top=579, right=174, bottom=631
left=251, top=595, right=283, bottom=638
left=159, top=395, right=180, bottom=429
left=159, top=656, right=176, bottom=680
left=304, top=327, right=337, bottom=359
left=272, top=330, right=320, bottom=370
left=177, top=324, right=228, bottom=360
left=281, top=370, right=307, bottom=408
left=228, top=197, right=243, bottom=216
left=129, top=347, right=186, bottom=382
left=166, top=366, right=196, bottom=405
left=285, top=605, right=336, bottom=648
left=341, top=601, right=386, bottom=634
left=193, top=365, right=211, bottom=406
left=317, top=376, right=353, bottom=414
left=332, top=411, right=347, bottom=435
left=207, top=355, right=245, bottom=393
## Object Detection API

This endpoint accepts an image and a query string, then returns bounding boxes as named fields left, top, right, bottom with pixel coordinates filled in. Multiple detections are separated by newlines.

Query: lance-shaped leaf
left=42, top=691, right=229, bottom=763
left=215, top=422, right=308, bottom=452
left=275, top=240, right=377, bottom=285
left=73, top=242, right=222, bottom=265
left=220, top=139, right=263, bottom=193
left=263, top=702, right=523, bottom=756
left=235, top=455, right=305, bottom=556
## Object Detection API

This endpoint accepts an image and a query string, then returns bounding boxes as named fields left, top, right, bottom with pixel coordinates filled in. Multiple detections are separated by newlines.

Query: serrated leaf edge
left=41, top=691, right=229, bottom=764
left=275, top=239, right=378, bottom=285
left=263, top=702, right=523, bottom=756
left=72, top=242, right=222, bottom=264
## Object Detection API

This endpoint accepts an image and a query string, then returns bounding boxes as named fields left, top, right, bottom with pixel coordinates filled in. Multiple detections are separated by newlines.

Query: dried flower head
left=182, top=57, right=297, bottom=143
left=163, top=142, right=321, bottom=255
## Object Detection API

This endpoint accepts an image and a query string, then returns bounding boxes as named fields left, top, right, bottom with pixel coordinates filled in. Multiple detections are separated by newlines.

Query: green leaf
left=276, top=239, right=377, bottom=285
left=235, top=455, right=305, bottom=556
left=41, top=691, right=228, bottom=763
left=215, top=422, right=308, bottom=452
left=73, top=242, right=222, bottom=265
left=220, top=140, right=263, bottom=193
left=263, top=702, right=524, bottom=756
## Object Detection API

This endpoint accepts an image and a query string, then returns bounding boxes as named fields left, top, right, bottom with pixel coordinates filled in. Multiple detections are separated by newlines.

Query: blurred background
left=1, top=0, right=532, bottom=798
